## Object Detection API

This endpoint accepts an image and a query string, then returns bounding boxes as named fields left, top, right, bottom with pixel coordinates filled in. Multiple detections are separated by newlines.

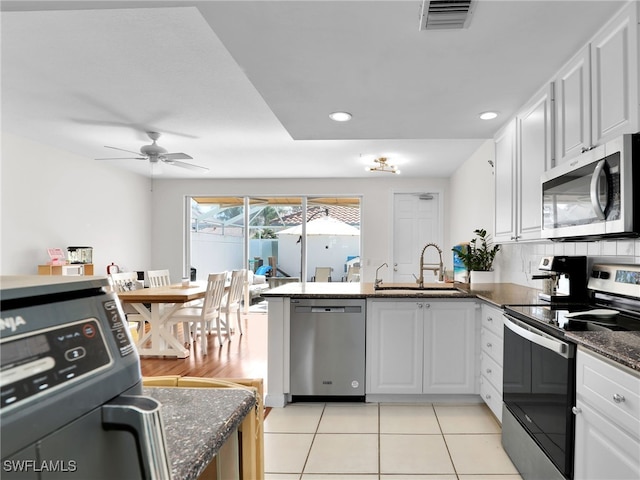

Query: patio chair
left=311, top=267, right=332, bottom=282
left=344, top=264, right=360, bottom=282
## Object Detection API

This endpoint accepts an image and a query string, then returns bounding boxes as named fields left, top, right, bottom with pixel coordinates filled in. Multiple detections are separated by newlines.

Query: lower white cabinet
left=479, top=304, right=504, bottom=422
left=574, top=348, right=640, bottom=480
left=366, top=299, right=478, bottom=395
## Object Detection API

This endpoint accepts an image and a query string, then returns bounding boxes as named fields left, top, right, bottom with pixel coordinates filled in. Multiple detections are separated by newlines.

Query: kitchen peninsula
left=261, top=281, right=536, bottom=408
left=262, top=281, right=640, bottom=411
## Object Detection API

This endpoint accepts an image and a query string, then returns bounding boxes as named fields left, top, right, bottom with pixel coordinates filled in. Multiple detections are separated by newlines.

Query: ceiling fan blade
left=95, top=156, right=146, bottom=161
left=104, top=145, right=143, bottom=156
left=163, top=152, right=193, bottom=160
left=166, top=160, right=209, bottom=172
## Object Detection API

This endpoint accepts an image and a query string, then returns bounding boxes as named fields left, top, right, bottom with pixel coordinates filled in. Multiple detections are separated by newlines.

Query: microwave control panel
left=0, top=319, right=113, bottom=411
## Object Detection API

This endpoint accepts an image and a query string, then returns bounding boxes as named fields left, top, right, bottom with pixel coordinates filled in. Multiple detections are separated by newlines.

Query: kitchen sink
left=374, top=288, right=463, bottom=295
left=373, top=284, right=464, bottom=295
left=374, top=284, right=457, bottom=291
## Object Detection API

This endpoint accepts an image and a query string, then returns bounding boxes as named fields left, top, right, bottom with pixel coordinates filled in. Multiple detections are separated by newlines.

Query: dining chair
left=109, top=271, right=144, bottom=334
left=311, top=266, right=332, bottom=282
left=220, top=269, right=247, bottom=338
left=147, top=269, right=171, bottom=287
left=110, top=271, right=143, bottom=292
left=165, top=272, right=227, bottom=353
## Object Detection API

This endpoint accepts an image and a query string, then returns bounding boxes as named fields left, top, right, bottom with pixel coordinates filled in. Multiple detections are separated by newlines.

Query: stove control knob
left=572, top=406, right=582, bottom=415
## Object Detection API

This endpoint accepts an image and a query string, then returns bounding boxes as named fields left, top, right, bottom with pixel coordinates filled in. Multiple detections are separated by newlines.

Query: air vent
left=419, top=0, right=477, bottom=31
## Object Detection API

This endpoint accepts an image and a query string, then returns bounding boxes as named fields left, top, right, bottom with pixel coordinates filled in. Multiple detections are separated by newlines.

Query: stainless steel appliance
left=541, top=133, right=639, bottom=241
left=1, top=276, right=171, bottom=479
left=502, top=263, right=640, bottom=480
left=290, top=298, right=365, bottom=401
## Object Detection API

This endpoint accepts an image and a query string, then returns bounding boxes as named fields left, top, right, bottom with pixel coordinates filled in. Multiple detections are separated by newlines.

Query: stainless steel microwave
left=541, top=133, right=639, bottom=241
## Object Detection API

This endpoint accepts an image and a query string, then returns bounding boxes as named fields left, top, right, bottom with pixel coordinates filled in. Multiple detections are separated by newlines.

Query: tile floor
left=264, top=402, right=522, bottom=480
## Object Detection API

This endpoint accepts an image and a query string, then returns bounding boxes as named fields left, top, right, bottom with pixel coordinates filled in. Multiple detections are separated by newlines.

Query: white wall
left=150, top=177, right=450, bottom=283
left=448, top=139, right=495, bottom=246
left=1, top=132, right=153, bottom=275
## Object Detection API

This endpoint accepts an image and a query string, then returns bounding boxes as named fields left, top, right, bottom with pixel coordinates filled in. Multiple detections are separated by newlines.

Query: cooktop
left=505, top=303, right=640, bottom=337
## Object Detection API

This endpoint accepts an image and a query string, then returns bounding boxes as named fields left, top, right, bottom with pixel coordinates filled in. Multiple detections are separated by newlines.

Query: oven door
left=503, top=315, right=576, bottom=478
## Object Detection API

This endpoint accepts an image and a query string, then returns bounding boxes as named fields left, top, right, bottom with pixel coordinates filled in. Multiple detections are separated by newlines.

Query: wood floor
left=140, top=309, right=268, bottom=380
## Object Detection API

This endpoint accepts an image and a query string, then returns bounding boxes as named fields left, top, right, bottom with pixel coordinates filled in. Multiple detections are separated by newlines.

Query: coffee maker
left=533, top=255, right=589, bottom=302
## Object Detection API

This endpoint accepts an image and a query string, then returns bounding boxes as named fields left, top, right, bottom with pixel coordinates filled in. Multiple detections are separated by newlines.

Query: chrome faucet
left=418, top=243, right=444, bottom=287
left=375, top=263, right=388, bottom=288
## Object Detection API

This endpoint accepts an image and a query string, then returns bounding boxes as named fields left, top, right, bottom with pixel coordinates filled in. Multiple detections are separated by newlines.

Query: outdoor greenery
left=454, top=228, right=500, bottom=272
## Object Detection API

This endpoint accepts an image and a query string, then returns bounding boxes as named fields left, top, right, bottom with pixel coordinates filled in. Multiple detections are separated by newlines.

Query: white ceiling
left=0, top=0, right=627, bottom=179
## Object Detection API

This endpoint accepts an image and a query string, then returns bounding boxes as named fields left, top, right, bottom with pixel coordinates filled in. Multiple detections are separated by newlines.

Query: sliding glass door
left=188, top=196, right=360, bottom=283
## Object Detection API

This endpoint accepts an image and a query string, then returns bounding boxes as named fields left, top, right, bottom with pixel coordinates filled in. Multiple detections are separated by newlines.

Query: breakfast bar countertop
left=143, top=386, right=256, bottom=480
left=261, top=281, right=543, bottom=306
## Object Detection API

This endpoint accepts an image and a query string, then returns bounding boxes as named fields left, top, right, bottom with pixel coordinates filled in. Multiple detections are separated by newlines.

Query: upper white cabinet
left=555, top=1, right=639, bottom=165
left=366, top=299, right=478, bottom=396
left=516, top=84, right=554, bottom=241
left=494, top=119, right=517, bottom=243
left=494, top=83, right=553, bottom=243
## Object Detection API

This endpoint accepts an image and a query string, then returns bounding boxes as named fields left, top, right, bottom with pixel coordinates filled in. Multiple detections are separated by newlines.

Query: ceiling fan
left=96, top=131, right=208, bottom=172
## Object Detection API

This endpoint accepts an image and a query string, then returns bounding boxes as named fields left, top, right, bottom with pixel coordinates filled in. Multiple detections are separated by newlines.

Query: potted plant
left=453, top=228, right=500, bottom=283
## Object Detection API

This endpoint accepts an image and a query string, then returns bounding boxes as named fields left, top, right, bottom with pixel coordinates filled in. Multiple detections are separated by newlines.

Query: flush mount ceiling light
left=365, top=157, right=400, bottom=174
left=329, top=111, right=352, bottom=122
left=479, top=111, right=498, bottom=120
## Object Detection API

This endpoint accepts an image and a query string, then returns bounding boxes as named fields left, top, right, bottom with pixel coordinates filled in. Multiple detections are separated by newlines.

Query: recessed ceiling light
left=329, top=111, right=352, bottom=122
left=479, top=111, right=498, bottom=120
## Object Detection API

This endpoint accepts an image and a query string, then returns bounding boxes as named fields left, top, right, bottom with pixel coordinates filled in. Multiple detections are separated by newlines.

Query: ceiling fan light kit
left=365, top=157, right=400, bottom=174
left=95, top=131, right=209, bottom=172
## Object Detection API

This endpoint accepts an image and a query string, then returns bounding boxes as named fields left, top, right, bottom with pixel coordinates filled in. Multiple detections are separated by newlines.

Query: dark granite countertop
left=262, top=281, right=640, bottom=372
left=565, top=331, right=640, bottom=373
left=455, top=282, right=543, bottom=308
left=262, top=281, right=542, bottom=306
left=144, top=387, right=255, bottom=480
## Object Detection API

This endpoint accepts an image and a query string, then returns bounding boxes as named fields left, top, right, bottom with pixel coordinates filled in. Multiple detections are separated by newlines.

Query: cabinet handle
left=613, top=393, right=625, bottom=403
left=425, top=304, right=430, bottom=309
left=486, top=368, right=492, bottom=374
left=485, top=394, right=491, bottom=400
left=487, top=317, right=493, bottom=322
left=417, top=303, right=423, bottom=309
left=486, top=342, right=492, bottom=348
left=572, top=406, right=582, bottom=415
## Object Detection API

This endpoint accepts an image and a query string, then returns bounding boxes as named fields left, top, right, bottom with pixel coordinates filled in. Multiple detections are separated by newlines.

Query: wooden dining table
left=117, top=282, right=207, bottom=358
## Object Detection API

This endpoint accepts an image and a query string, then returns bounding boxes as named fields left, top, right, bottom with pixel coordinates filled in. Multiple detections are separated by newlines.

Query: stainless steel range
left=501, top=262, right=640, bottom=480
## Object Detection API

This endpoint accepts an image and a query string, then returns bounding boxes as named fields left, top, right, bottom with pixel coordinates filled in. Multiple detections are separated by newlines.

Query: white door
left=393, top=193, right=441, bottom=283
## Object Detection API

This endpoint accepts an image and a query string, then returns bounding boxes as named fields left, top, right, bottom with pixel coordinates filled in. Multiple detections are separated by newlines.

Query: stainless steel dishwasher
left=290, top=298, right=366, bottom=401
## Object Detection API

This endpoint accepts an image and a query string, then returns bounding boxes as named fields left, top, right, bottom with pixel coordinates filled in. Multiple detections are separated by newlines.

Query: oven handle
left=504, top=315, right=573, bottom=359
left=589, top=159, right=608, bottom=220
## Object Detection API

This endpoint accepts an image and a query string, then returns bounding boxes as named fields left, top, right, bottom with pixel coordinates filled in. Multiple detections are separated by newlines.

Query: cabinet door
left=423, top=302, right=478, bottom=394
left=574, top=400, right=640, bottom=480
left=591, top=1, right=639, bottom=146
left=493, top=119, right=517, bottom=243
left=555, top=46, right=591, bottom=164
left=366, top=301, right=423, bottom=394
left=516, top=84, right=553, bottom=241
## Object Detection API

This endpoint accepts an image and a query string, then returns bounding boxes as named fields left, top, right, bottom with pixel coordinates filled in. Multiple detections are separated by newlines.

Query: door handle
left=504, top=315, right=572, bottom=359
left=590, top=159, right=608, bottom=220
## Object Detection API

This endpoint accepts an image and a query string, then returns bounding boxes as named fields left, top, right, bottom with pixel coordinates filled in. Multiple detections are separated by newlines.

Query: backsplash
left=494, top=239, right=640, bottom=289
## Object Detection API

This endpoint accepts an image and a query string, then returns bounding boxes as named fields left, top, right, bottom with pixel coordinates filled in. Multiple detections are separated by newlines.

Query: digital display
left=1, top=334, right=50, bottom=367
left=615, top=270, right=640, bottom=285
